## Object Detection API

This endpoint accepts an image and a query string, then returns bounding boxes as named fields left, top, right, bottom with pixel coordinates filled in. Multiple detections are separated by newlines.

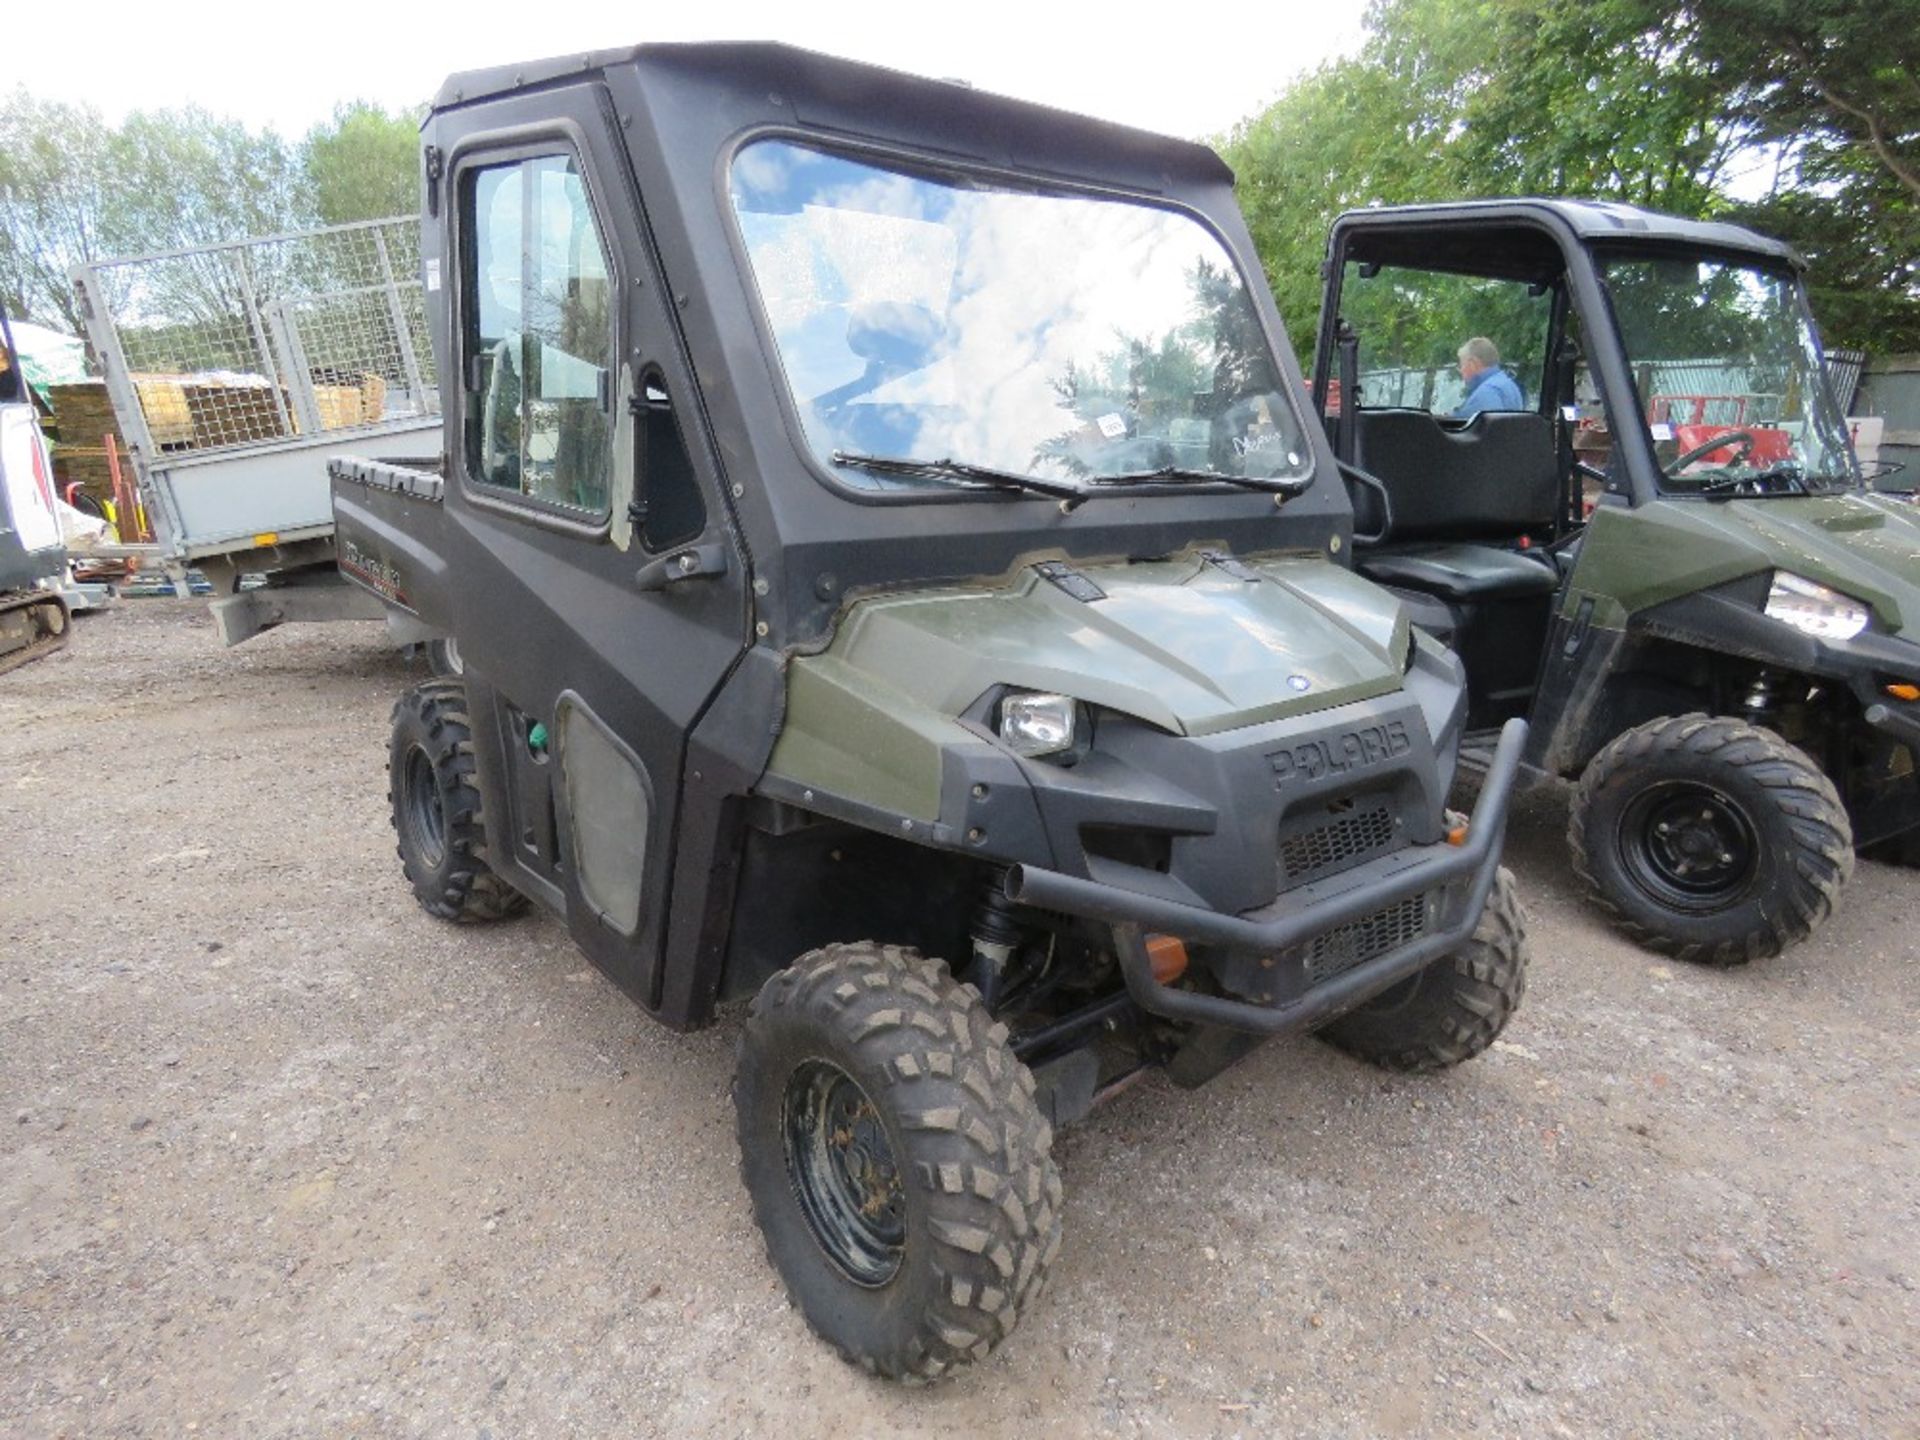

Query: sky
left=1, top=1, right=1367, bottom=144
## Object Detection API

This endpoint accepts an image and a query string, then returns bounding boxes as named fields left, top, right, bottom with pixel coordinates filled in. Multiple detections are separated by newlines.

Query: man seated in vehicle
left=1453, top=336, right=1526, bottom=418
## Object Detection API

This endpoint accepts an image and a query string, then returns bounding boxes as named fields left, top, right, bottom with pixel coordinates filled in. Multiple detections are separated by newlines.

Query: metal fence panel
left=74, top=218, right=438, bottom=460
left=1827, top=348, right=1867, bottom=415
left=69, top=218, right=444, bottom=564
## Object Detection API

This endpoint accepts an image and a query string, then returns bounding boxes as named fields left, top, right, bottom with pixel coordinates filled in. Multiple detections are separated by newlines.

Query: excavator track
left=0, top=591, right=70, bottom=676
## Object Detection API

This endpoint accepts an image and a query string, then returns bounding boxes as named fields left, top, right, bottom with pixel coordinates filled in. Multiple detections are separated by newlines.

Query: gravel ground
left=2, top=600, right=1916, bottom=1439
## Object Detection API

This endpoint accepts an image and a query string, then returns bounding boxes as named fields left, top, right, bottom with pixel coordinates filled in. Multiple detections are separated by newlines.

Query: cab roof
left=432, top=41, right=1234, bottom=190
left=1331, top=198, right=1801, bottom=274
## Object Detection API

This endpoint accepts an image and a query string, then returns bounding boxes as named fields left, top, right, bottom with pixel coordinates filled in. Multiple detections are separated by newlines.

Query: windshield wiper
left=1084, top=464, right=1315, bottom=498
left=1698, top=463, right=1812, bottom=499
left=830, top=451, right=1089, bottom=503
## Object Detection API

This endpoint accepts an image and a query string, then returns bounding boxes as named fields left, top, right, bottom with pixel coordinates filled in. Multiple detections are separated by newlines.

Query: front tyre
left=1317, top=867, right=1527, bottom=1071
left=388, top=680, right=527, bottom=923
left=1569, top=714, right=1852, bottom=964
left=734, top=943, right=1061, bottom=1382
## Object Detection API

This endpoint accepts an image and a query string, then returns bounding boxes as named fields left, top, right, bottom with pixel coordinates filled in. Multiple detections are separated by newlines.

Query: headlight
left=998, top=691, right=1078, bottom=758
left=1765, top=572, right=1871, bottom=641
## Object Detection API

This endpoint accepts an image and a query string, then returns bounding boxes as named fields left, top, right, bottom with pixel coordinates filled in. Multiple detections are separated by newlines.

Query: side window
left=461, top=154, right=614, bottom=514
left=635, top=372, right=706, bottom=552
left=1341, top=264, right=1550, bottom=418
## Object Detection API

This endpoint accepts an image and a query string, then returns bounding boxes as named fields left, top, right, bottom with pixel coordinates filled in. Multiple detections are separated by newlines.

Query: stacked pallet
left=179, top=378, right=288, bottom=448
left=49, top=370, right=389, bottom=476
left=309, top=372, right=388, bottom=430
left=48, top=377, right=195, bottom=451
left=46, top=381, right=136, bottom=501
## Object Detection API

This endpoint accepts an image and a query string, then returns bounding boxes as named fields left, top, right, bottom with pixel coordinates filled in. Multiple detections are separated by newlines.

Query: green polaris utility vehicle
left=1310, top=200, right=1919, bottom=965
left=331, top=44, right=1530, bottom=1380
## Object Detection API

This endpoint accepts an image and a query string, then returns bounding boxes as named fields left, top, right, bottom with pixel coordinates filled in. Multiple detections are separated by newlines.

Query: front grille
left=1279, top=799, right=1397, bottom=887
left=1306, top=892, right=1430, bottom=984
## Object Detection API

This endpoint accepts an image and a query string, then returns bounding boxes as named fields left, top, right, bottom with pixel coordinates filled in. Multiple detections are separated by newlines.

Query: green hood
left=1581, top=492, right=1920, bottom=637
left=766, top=553, right=1411, bottom=820
left=1716, top=493, right=1920, bottom=636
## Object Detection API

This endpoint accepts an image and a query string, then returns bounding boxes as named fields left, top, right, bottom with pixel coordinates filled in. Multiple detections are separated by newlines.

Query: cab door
left=436, top=86, right=748, bottom=1010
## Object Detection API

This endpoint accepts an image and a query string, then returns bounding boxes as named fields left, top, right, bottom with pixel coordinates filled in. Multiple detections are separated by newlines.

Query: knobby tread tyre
left=1568, top=713, right=1852, bottom=965
left=1317, top=866, right=1528, bottom=1072
left=388, top=680, right=527, bottom=923
left=734, top=942, right=1061, bottom=1383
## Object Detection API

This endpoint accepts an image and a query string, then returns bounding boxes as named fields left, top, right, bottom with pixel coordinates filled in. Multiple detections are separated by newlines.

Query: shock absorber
left=1743, top=668, right=1780, bottom=730
left=967, top=868, right=1024, bottom=1012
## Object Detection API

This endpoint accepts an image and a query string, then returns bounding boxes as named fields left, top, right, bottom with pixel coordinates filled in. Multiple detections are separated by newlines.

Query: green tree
left=1, top=96, right=306, bottom=333
left=98, top=108, right=306, bottom=334
left=1220, top=62, right=1425, bottom=350
left=1459, top=0, right=1738, bottom=208
left=1220, top=0, right=1920, bottom=358
left=303, top=102, right=422, bottom=225
left=107, top=107, right=304, bottom=256
left=1694, top=0, right=1920, bottom=350
left=0, top=91, right=117, bottom=333
left=1, top=92, right=423, bottom=342
left=1692, top=0, right=1920, bottom=201
left=1219, top=0, right=1738, bottom=357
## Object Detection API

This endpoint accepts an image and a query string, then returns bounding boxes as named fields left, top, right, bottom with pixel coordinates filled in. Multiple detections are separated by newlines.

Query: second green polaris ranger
left=1310, top=200, right=1919, bottom=964
left=330, top=44, right=1529, bottom=1381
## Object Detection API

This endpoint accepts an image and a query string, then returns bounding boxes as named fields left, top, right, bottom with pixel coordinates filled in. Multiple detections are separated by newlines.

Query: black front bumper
left=1865, top=698, right=1920, bottom=750
left=1004, top=718, right=1527, bottom=1037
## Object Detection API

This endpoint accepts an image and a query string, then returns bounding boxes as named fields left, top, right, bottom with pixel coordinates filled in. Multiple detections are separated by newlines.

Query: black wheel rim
left=402, top=744, right=447, bottom=870
left=1617, top=781, right=1759, bottom=913
left=782, top=1059, right=905, bottom=1286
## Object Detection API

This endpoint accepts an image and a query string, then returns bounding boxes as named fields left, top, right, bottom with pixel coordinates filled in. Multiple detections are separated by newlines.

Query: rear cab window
left=1339, top=264, right=1551, bottom=418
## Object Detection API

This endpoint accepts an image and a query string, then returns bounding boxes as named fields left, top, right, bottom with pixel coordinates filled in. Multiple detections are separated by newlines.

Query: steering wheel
left=1665, top=429, right=1756, bottom=476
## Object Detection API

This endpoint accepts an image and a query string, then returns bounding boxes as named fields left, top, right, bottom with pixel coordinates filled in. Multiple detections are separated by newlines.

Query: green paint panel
left=1566, top=494, right=1920, bottom=636
left=766, top=552, right=1412, bottom=818
left=766, top=656, right=961, bottom=820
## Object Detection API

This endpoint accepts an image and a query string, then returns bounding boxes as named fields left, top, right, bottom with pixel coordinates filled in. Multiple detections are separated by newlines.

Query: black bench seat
left=1358, top=542, right=1560, bottom=601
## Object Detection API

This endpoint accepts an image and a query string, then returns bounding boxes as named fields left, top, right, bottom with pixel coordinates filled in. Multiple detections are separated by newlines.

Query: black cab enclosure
left=334, top=43, right=1480, bottom=1029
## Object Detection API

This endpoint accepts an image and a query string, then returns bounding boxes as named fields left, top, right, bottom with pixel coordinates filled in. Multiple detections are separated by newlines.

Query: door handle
left=634, top=541, right=728, bottom=592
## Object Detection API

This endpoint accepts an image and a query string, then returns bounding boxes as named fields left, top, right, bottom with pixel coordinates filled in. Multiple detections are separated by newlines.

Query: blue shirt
left=1455, top=366, right=1526, bottom=418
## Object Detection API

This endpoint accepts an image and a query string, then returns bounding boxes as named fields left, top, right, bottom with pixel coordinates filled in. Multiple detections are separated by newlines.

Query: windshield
left=729, top=139, right=1311, bottom=496
left=1600, top=254, right=1859, bottom=495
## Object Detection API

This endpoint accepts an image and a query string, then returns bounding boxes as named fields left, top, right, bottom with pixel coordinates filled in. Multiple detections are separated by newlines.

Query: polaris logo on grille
left=1266, top=719, right=1411, bottom=788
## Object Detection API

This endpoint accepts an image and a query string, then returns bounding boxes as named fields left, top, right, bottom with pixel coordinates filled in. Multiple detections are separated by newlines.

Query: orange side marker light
left=1143, top=933, right=1189, bottom=985
left=1446, top=823, right=1470, bottom=846
left=1887, top=682, right=1920, bottom=702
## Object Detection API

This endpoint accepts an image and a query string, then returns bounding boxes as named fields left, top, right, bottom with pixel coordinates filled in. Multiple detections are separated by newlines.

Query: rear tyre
left=1317, top=867, right=1527, bottom=1072
left=1569, top=714, right=1851, bottom=964
left=388, top=680, right=526, bottom=923
left=734, top=942, right=1062, bottom=1382
left=426, top=636, right=463, bottom=679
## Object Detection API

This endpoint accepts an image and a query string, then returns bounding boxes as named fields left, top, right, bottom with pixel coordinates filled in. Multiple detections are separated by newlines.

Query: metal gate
left=71, top=218, right=441, bottom=565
